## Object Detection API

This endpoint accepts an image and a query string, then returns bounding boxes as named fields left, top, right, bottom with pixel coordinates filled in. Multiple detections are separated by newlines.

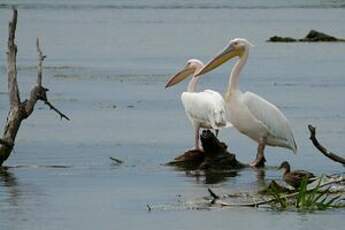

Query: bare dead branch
left=36, top=38, right=46, bottom=86
left=8, top=8, right=17, bottom=43
left=22, top=86, right=43, bottom=118
left=308, top=125, right=345, bottom=165
left=43, top=100, right=70, bottom=121
left=0, top=139, right=13, bottom=148
left=7, top=7, right=20, bottom=107
left=35, top=39, right=70, bottom=120
left=0, top=8, right=21, bottom=165
left=0, top=9, right=69, bottom=166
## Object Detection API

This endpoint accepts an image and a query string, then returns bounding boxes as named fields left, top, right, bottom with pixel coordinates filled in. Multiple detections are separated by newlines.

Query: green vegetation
left=268, top=184, right=289, bottom=209
left=268, top=177, right=344, bottom=211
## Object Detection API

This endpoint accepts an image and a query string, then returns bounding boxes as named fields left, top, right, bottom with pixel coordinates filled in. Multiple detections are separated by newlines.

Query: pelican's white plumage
left=165, top=59, right=230, bottom=150
left=181, top=89, right=228, bottom=130
left=196, top=38, right=297, bottom=166
left=240, top=91, right=297, bottom=152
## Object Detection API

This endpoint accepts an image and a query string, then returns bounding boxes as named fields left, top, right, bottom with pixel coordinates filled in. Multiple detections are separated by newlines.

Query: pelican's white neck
left=187, top=76, right=199, bottom=92
left=228, top=48, right=249, bottom=94
left=187, top=64, right=203, bottom=92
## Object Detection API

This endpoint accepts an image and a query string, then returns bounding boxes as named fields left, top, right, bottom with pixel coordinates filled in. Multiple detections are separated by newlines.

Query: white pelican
left=195, top=39, right=297, bottom=167
left=165, top=59, right=231, bottom=150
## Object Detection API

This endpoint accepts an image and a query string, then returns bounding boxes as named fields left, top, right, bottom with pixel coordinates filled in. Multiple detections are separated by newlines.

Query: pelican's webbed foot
left=249, top=156, right=266, bottom=168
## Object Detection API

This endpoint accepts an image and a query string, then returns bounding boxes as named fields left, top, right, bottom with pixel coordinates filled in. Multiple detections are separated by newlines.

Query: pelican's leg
left=215, top=129, right=219, bottom=137
left=194, top=125, right=201, bottom=150
left=250, top=142, right=266, bottom=168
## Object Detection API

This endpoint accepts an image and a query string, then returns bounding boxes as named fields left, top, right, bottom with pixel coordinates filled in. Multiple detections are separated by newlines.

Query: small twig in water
left=208, top=188, right=220, bottom=204
left=109, top=156, right=123, bottom=164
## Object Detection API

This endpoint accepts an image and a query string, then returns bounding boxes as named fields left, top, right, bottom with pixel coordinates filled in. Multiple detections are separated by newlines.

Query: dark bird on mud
left=279, top=161, right=315, bottom=188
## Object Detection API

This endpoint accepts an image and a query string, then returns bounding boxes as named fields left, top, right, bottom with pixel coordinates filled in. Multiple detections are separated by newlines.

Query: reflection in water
left=253, top=168, right=267, bottom=187
left=0, top=167, right=20, bottom=206
left=183, top=169, right=239, bottom=184
left=173, top=162, right=271, bottom=185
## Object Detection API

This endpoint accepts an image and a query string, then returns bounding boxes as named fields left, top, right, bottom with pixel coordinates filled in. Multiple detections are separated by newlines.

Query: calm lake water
left=0, top=0, right=345, bottom=229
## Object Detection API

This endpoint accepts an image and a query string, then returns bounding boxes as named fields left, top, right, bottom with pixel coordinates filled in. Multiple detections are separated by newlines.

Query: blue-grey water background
left=0, top=0, right=345, bottom=229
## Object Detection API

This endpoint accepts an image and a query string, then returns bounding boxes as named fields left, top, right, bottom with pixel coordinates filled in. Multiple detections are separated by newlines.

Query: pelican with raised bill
left=195, top=39, right=297, bottom=167
left=165, top=59, right=232, bottom=150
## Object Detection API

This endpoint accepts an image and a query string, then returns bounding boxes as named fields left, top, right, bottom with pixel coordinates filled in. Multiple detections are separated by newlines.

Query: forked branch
left=0, top=8, right=69, bottom=166
left=34, top=38, right=70, bottom=120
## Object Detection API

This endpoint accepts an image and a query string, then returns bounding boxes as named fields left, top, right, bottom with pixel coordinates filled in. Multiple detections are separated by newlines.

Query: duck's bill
left=195, top=46, right=238, bottom=77
left=165, top=66, right=194, bottom=88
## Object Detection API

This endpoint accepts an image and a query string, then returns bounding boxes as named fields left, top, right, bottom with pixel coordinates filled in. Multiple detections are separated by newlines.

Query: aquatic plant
left=267, top=184, right=288, bottom=209
left=268, top=177, right=343, bottom=211
left=295, top=178, right=342, bottom=210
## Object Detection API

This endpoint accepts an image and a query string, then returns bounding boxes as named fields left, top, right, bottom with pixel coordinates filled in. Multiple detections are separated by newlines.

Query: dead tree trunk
left=0, top=8, right=69, bottom=166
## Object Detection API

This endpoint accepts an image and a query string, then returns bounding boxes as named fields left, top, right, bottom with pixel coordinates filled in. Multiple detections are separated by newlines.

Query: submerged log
left=167, top=130, right=245, bottom=170
left=267, top=30, right=345, bottom=42
left=0, top=9, right=69, bottom=166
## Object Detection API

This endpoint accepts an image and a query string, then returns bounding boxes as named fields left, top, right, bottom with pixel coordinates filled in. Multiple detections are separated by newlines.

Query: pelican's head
left=165, top=59, right=204, bottom=88
left=195, top=38, right=254, bottom=77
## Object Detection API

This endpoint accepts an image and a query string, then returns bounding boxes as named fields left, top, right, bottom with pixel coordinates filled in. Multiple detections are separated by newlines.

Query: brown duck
left=279, top=161, right=315, bottom=188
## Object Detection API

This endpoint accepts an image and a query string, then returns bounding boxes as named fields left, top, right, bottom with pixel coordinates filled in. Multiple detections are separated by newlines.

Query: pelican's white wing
left=242, top=91, right=297, bottom=152
left=181, top=90, right=230, bottom=129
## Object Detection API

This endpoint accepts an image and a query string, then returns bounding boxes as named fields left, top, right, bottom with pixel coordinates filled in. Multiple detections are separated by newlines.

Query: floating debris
left=109, top=156, right=123, bottom=164
left=6, top=164, right=71, bottom=169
